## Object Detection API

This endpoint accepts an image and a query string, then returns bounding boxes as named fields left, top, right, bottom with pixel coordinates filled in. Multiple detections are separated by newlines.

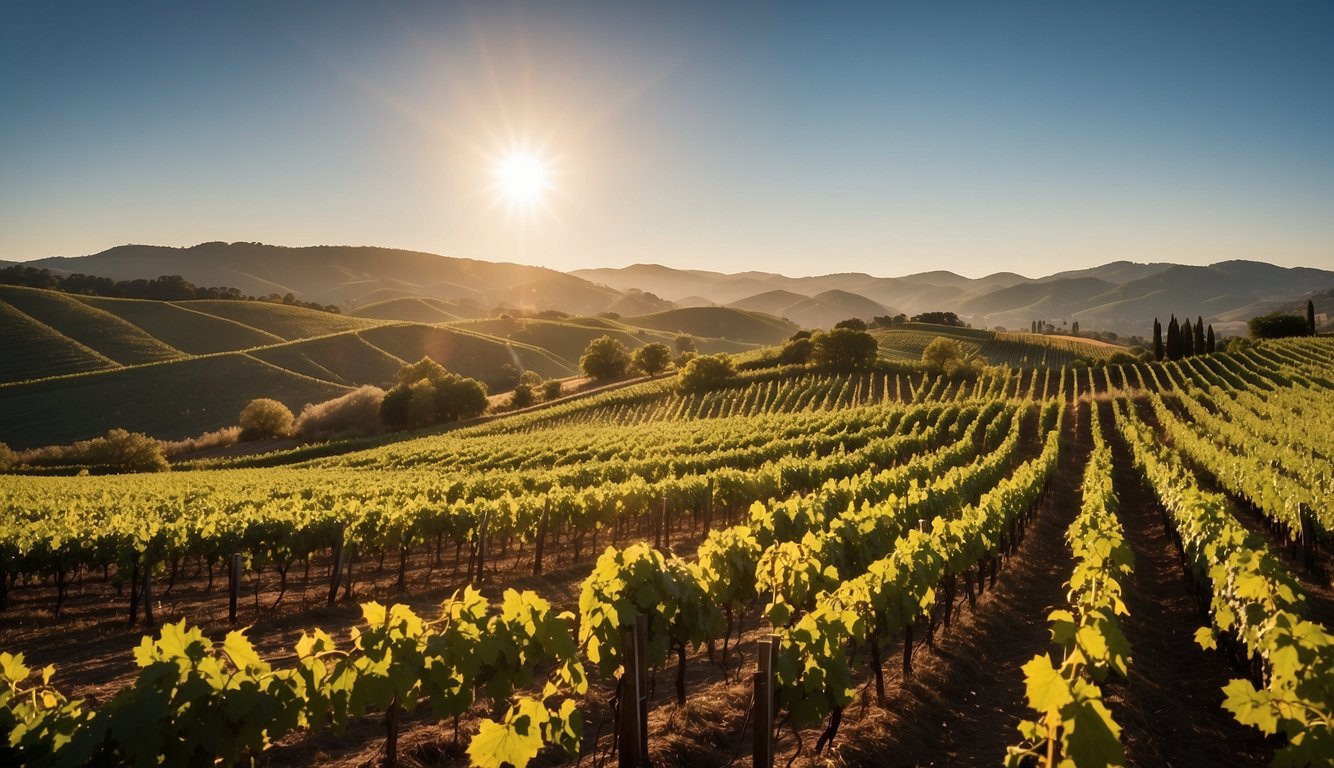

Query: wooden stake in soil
left=229, top=553, right=241, bottom=625
left=753, top=634, right=778, bottom=768
left=327, top=524, right=345, bottom=607
left=617, top=614, right=650, bottom=768
left=534, top=500, right=549, bottom=576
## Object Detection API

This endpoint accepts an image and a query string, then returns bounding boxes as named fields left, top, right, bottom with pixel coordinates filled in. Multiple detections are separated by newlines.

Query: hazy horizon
left=4, top=1, right=1333, bottom=275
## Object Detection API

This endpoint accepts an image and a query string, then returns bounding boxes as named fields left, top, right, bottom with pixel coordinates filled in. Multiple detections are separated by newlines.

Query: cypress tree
left=1310, top=300, right=1318, bottom=336
left=1206, top=324, right=1215, bottom=354
left=1152, top=319, right=1164, bottom=361
left=1071, top=320, right=1080, bottom=336
left=1166, top=315, right=1180, bottom=360
left=1195, top=315, right=1206, bottom=352
left=1182, top=317, right=1194, bottom=357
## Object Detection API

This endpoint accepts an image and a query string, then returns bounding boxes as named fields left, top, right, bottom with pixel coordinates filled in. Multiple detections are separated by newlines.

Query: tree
left=910, top=311, right=963, bottom=327
left=921, top=337, right=965, bottom=373
left=1152, top=319, right=1164, bottom=362
left=380, top=357, right=488, bottom=428
left=678, top=354, right=736, bottom=393
left=1309, top=300, right=1318, bottom=336
left=581, top=335, right=632, bottom=381
left=834, top=317, right=868, bottom=331
left=1206, top=325, right=1216, bottom=354
left=632, top=342, right=672, bottom=375
left=1031, top=320, right=1038, bottom=333
left=0, top=441, right=13, bottom=470
left=294, top=386, right=386, bottom=439
left=1181, top=317, right=1194, bottom=357
left=239, top=398, right=294, bottom=440
left=1248, top=313, right=1308, bottom=339
left=1070, top=321, right=1080, bottom=336
left=673, top=335, right=697, bottom=356
left=518, top=369, right=543, bottom=388
left=811, top=328, right=878, bottom=369
left=1194, top=316, right=1206, bottom=354
left=542, top=380, right=563, bottom=400
left=1166, top=315, right=1180, bottom=360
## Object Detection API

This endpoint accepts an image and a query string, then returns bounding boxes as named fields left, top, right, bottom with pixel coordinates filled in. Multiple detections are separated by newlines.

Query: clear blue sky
left=2, top=1, right=1332, bottom=277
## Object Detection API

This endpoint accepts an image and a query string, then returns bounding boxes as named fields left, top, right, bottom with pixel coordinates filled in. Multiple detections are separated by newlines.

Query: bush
left=19, top=429, right=169, bottom=473
left=811, top=328, right=878, bottom=369
left=542, top=380, right=563, bottom=400
left=778, top=337, right=813, bottom=365
left=510, top=383, right=536, bottom=409
left=294, top=386, right=386, bottom=440
left=239, top=398, right=294, bottom=440
left=632, top=343, right=672, bottom=375
left=160, top=427, right=241, bottom=459
left=519, top=369, right=543, bottom=387
left=674, top=335, right=697, bottom=356
left=580, top=335, right=632, bottom=381
left=833, top=318, right=868, bottom=331
left=1248, top=313, right=1308, bottom=339
left=679, top=354, right=737, bottom=393
left=0, top=442, right=12, bottom=470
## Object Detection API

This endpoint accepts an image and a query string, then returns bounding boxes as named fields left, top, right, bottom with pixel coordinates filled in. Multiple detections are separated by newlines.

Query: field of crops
left=1, top=337, right=1331, bottom=767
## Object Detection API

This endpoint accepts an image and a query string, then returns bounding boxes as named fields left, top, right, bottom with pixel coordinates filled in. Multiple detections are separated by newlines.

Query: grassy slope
left=74, top=295, right=282, bottom=354
left=624, top=306, right=798, bottom=345
left=177, top=300, right=382, bottom=340
left=874, top=323, right=1123, bottom=366
left=0, top=299, right=119, bottom=383
left=0, top=354, right=349, bottom=449
left=349, top=297, right=465, bottom=324
left=0, top=286, right=181, bottom=365
left=249, top=332, right=406, bottom=386
left=358, top=324, right=576, bottom=387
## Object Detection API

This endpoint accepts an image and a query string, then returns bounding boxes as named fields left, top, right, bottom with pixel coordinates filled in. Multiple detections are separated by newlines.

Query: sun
left=492, top=150, right=552, bottom=210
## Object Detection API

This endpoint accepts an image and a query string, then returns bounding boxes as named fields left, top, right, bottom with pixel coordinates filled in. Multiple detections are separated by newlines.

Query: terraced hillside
left=0, top=287, right=788, bottom=448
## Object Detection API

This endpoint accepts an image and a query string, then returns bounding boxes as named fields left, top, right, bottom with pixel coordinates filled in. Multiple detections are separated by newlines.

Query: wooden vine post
left=228, top=553, right=242, bottom=625
left=534, top=499, right=549, bottom=576
left=327, top=523, right=345, bottom=606
left=617, top=613, right=650, bottom=768
left=473, top=510, right=490, bottom=588
left=753, top=634, right=778, bottom=768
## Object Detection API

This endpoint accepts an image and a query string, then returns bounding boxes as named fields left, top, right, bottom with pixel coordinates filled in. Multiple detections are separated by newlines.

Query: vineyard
left=1, top=336, right=1332, bottom=767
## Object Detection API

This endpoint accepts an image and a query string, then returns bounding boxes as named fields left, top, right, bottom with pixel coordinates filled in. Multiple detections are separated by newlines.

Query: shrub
left=294, top=386, right=386, bottom=440
left=510, top=383, right=536, bottom=409
left=833, top=318, right=868, bottom=331
left=0, top=442, right=12, bottom=470
left=542, top=380, right=563, bottom=400
left=580, top=335, right=632, bottom=381
left=633, top=343, right=672, bottom=375
left=239, top=398, right=294, bottom=440
left=160, top=427, right=241, bottom=459
left=519, top=369, right=543, bottom=387
left=778, top=337, right=813, bottom=365
left=679, top=354, right=736, bottom=393
left=673, top=335, right=697, bottom=356
left=405, top=379, right=438, bottom=427
left=19, top=429, right=169, bottom=473
left=1248, top=312, right=1308, bottom=339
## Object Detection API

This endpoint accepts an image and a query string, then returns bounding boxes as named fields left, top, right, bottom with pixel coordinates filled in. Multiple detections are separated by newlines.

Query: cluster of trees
left=579, top=336, right=683, bottom=381
left=3, top=429, right=169, bottom=473
left=775, top=327, right=879, bottom=369
left=1028, top=319, right=1080, bottom=335
left=379, top=358, right=490, bottom=429
left=1151, top=315, right=1215, bottom=361
left=0, top=265, right=341, bottom=313
left=921, top=337, right=980, bottom=378
left=1247, top=301, right=1319, bottom=339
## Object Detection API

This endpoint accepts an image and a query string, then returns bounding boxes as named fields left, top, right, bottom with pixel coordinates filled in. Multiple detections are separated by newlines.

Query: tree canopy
left=810, top=328, right=878, bottom=369
left=580, top=335, right=632, bottom=381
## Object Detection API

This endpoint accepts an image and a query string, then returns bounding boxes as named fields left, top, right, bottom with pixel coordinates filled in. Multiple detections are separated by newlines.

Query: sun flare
left=493, top=150, right=552, bottom=210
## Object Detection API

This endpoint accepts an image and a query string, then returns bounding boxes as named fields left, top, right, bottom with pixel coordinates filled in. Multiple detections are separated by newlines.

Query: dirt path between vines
left=1100, top=399, right=1270, bottom=768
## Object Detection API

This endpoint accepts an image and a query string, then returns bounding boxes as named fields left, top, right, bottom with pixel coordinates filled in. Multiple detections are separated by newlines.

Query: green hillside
left=625, top=307, right=797, bottom=345
left=349, top=297, right=466, bottom=323
left=358, top=324, right=575, bottom=387
left=178, top=300, right=381, bottom=339
left=0, top=285, right=181, bottom=365
left=0, top=299, right=118, bottom=383
left=249, top=332, right=406, bottom=386
left=74, top=295, right=282, bottom=354
left=873, top=323, right=1123, bottom=367
left=0, top=354, right=349, bottom=449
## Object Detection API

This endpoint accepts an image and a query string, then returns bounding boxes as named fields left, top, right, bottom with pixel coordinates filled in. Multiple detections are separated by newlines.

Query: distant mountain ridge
left=21, top=243, right=1334, bottom=335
